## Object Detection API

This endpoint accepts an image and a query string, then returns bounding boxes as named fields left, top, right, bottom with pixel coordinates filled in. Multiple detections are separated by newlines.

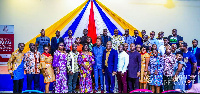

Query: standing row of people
left=7, top=28, right=200, bottom=93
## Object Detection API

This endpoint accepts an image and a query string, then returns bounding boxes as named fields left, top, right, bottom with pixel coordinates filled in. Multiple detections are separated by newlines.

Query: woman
left=77, top=43, right=95, bottom=93
left=70, top=37, right=83, bottom=52
left=139, top=46, right=150, bottom=89
left=40, top=44, right=55, bottom=93
left=52, top=42, right=68, bottom=93
left=148, top=49, right=164, bottom=93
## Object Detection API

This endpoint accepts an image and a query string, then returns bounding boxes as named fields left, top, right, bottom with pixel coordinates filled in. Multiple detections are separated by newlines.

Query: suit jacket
left=133, top=36, right=143, bottom=46
left=101, top=35, right=111, bottom=47
left=188, top=47, right=200, bottom=66
left=168, top=35, right=183, bottom=47
left=51, top=37, right=64, bottom=55
left=102, top=48, right=118, bottom=73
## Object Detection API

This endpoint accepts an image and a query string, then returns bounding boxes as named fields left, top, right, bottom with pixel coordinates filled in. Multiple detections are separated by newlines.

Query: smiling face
left=114, top=29, right=118, bottom=36
left=41, top=30, right=45, bottom=36
left=96, top=39, right=101, bottom=46
left=29, top=43, right=35, bottom=51
left=134, top=30, right=139, bottom=36
left=152, top=50, right=158, bottom=57
left=19, top=43, right=25, bottom=52
left=44, top=47, right=49, bottom=54
left=106, top=41, right=112, bottom=50
left=83, top=29, right=88, bottom=36
left=75, top=38, right=81, bottom=44
left=192, top=40, right=198, bottom=47
left=141, top=47, right=146, bottom=54
left=118, top=45, right=123, bottom=53
left=150, top=32, right=155, bottom=39
left=125, top=29, right=129, bottom=35
left=83, top=44, right=89, bottom=51
left=58, top=42, right=64, bottom=50
left=103, top=29, right=108, bottom=36
left=72, top=43, right=77, bottom=51
left=68, top=30, right=72, bottom=36
left=130, top=43, right=136, bottom=51
left=124, top=43, right=128, bottom=51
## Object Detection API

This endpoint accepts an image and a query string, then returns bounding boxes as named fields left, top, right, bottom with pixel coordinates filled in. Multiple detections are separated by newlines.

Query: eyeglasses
left=59, top=45, right=64, bottom=46
left=44, top=49, right=48, bottom=51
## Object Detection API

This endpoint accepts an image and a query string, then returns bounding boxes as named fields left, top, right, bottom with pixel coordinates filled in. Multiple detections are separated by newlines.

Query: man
left=157, top=32, right=165, bottom=56
left=92, top=38, right=105, bottom=93
left=117, top=44, right=129, bottom=93
left=101, top=29, right=111, bottom=47
left=188, top=39, right=200, bottom=83
left=35, top=29, right=50, bottom=54
left=24, top=43, right=41, bottom=90
left=67, top=43, right=80, bottom=93
left=64, top=30, right=76, bottom=53
left=127, top=43, right=141, bottom=91
left=168, top=29, right=183, bottom=48
left=102, top=41, right=118, bottom=93
left=163, top=47, right=176, bottom=91
left=141, top=30, right=146, bottom=39
left=180, top=42, right=197, bottom=90
left=157, top=32, right=164, bottom=50
left=123, top=29, right=134, bottom=51
left=142, top=35, right=151, bottom=53
left=7, top=43, right=25, bottom=93
left=136, top=44, right=141, bottom=53
left=133, top=30, right=143, bottom=46
left=111, top=29, right=125, bottom=50
left=51, top=30, right=64, bottom=55
left=149, top=31, right=159, bottom=48
left=124, top=43, right=129, bottom=52
left=80, top=29, right=89, bottom=45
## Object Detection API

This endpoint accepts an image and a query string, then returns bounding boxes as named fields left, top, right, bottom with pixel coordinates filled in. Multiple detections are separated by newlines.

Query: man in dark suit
left=101, top=29, right=111, bottom=47
left=168, top=29, right=183, bottom=48
left=51, top=30, right=64, bottom=55
left=133, top=30, right=143, bottom=46
left=102, top=41, right=118, bottom=93
left=188, top=39, right=200, bottom=83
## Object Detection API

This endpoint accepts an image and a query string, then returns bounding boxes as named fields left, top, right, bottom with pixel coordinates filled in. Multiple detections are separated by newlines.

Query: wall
left=0, top=0, right=200, bottom=50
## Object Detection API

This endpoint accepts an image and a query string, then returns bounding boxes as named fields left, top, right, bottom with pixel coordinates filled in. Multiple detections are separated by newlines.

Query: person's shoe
left=93, top=90, right=97, bottom=93
left=101, top=90, right=104, bottom=93
left=72, top=91, right=77, bottom=93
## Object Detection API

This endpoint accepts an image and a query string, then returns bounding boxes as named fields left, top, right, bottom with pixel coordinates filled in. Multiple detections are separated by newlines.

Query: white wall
left=0, top=0, right=200, bottom=50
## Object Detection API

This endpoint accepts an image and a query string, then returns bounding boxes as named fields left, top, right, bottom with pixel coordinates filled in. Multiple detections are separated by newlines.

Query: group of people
left=7, top=28, right=200, bottom=93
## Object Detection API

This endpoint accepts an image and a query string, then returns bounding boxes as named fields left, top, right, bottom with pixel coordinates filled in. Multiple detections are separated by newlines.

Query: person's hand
left=70, top=71, right=73, bottom=75
left=57, top=67, right=60, bottom=74
left=102, top=69, right=105, bottom=73
left=137, top=72, right=140, bottom=77
left=112, top=71, right=117, bottom=76
left=121, top=72, right=124, bottom=77
left=10, top=72, right=14, bottom=79
left=45, top=72, right=49, bottom=77
left=144, top=71, right=147, bottom=76
left=191, top=75, right=195, bottom=80
left=154, top=70, right=158, bottom=75
left=172, top=76, right=175, bottom=82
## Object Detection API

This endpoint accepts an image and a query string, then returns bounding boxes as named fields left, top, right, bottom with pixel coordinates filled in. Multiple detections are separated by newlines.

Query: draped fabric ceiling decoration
left=18, top=0, right=141, bottom=53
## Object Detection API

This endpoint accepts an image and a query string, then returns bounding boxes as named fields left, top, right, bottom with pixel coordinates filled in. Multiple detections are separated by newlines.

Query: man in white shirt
left=116, top=44, right=129, bottom=93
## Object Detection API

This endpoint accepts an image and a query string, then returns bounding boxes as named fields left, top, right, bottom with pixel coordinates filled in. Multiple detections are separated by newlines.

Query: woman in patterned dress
left=77, top=43, right=95, bottom=93
left=139, top=46, right=150, bottom=89
left=52, top=42, right=68, bottom=93
left=148, top=49, right=164, bottom=93
left=40, top=44, right=55, bottom=93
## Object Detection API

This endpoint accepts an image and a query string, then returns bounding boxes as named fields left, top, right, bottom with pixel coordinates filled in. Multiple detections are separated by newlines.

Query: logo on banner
left=0, top=25, right=14, bottom=65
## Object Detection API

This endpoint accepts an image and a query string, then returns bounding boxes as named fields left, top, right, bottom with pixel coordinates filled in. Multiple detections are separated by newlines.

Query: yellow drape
left=15, top=0, right=88, bottom=53
left=96, top=0, right=142, bottom=37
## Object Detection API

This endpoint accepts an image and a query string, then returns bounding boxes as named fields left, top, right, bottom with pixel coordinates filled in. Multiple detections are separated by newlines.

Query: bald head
left=106, top=41, right=112, bottom=50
